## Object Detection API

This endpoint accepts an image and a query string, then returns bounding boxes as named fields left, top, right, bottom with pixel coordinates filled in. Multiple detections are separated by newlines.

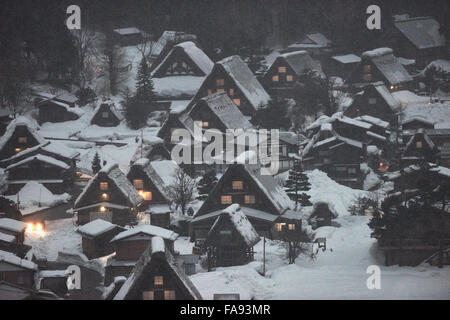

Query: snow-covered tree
left=91, top=152, right=101, bottom=174
left=284, top=161, right=312, bottom=209
left=196, top=169, right=218, bottom=200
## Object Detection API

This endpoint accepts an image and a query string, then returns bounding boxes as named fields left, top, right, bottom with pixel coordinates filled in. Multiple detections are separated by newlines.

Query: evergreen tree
left=196, top=170, right=218, bottom=200
left=92, top=152, right=101, bottom=174
left=284, top=161, right=312, bottom=209
left=252, top=99, right=290, bottom=130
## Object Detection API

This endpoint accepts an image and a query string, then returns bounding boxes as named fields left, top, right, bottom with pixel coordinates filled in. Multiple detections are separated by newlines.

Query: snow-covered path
left=191, top=216, right=450, bottom=300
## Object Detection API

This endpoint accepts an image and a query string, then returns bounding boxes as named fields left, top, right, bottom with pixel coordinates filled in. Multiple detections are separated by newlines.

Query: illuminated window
left=100, top=206, right=107, bottom=212
left=14, top=148, right=22, bottom=153
left=202, top=121, right=209, bottom=128
left=244, top=195, right=255, bottom=204
left=229, top=88, right=234, bottom=96
left=288, top=223, right=296, bottom=231
left=164, top=290, right=176, bottom=300
left=100, top=182, right=109, bottom=191
left=142, top=291, right=154, bottom=300
left=232, top=98, right=241, bottom=106
left=18, top=137, right=27, bottom=143
left=369, top=98, right=376, bottom=104
left=221, top=195, right=232, bottom=204
left=286, top=75, right=294, bottom=82
left=216, top=78, right=225, bottom=86
left=275, top=223, right=285, bottom=232
left=102, top=112, right=109, bottom=118
left=232, top=181, right=243, bottom=190
left=272, top=75, right=279, bottom=82
left=416, top=141, right=422, bottom=149
left=101, top=193, right=109, bottom=201
left=139, top=191, right=152, bottom=200
left=133, top=179, right=144, bottom=189
left=278, top=66, right=286, bottom=73
left=154, top=276, right=163, bottom=286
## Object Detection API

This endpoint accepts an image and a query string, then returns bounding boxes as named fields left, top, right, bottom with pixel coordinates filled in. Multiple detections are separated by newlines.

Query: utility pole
left=262, top=236, right=266, bottom=276
left=140, top=129, right=144, bottom=158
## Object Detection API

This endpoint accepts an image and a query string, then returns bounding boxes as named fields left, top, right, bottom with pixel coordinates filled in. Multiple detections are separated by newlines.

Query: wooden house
left=0, top=218, right=26, bottom=245
left=344, top=82, right=401, bottom=125
left=308, top=202, right=338, bottom=229
left=0, top=117, right=46, bottom=160
left=325, top=54, right=361, bottom=79
left=129, top=139, right=170, bottom=164
left=113, top=236, right=202, bottom=300
left=190, top=164, right=293, bottom=242
left=401, top=130, right=440, bottom=166
left=113, top=27, right=145, bottom=47
left=302, top=124, right=366, bottom=188
left=0, top=197, right=22, bottom=221
left=347, top=48, right=413, bottom=92
left=105, top=225, right=178, bottom=285
left=77, top=219, right=125, bottom=260
left=36, top=98, right=81, bottom=124
left=151, top=41, right=213, bottom=78
left=72, top=163, right=144, bottom=226
left=263, top=51, right=324, bottom=100
left=400, top=103, right=450, bottom=132
left=32, top=88, right=79, bottom=108
left=205, top=204, right=260, bottom=268
left=387, top=16, right=447, bottom=68
left=187, top=55, right=270, bottom=117
left=0, top=249, right=37, bottom=289
left=90, top=101, right=123, bottom=127
left=0, top=281, right=59, bottom=300
left=127, top=158, right=173, bottom=209
left=5, top=154, right=75, bottom=194
left=403, top=128, right=450, bottom=167
left=281, top=32, right=333, bottom=59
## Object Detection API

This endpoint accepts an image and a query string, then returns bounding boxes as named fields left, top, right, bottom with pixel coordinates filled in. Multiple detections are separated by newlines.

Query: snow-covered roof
left=191, top=92, right=253, bottom=130
left=151, top=41, right=213, bottom=76
left=0, top=218, right=26, bottom=233
left=77, top=219, right=119, bottom=238
left=148, top=160, right=180, bottom=189
left=394, top=16, right=446, bottom=50
left=216, top=55, right=270, bottom=110
left=110, top=224, right=178, bottom=242
left=192, top=205, right=279, bottom=224
left=277, top=51, right=324, bottom=76
left=361, top=48, right=413, bottom=85
left=151, top=31, right=197, bottom=58
left=0, top=250, right=37, bottom=270
left=355, top=115, right=390, bottom=129
left=371, top=81, right=401, bottom=111
left=91, top=101, right=124, bottom=123
left=209, top=204, right=260, bottom=247
left=0, top=116, right=46, bottom=152
left=39, top=270, right=69, bottom=278
left=400, top=103, right=450, bottom=127
left=1, top=141, right=79, bottom=164
left=331, top=54, right=361, bottom=64
left=130, top=158, right=171, bottom=202
left=113, top=236, right=202, bottom=300
left=74, top=163, right=142, bottom=209
left=302, top=33, right=332, bottom=47
left=113, top=27, right=142, bottom=35
left=0, top=232, right=15, bottom=243
left=6, top=154, right=70, bottom=171
left=404, top=129, right=436, bottom=151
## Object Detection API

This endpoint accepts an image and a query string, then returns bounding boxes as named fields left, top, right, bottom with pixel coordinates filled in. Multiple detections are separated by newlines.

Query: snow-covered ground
left=191, top=216, right=450, bottom=300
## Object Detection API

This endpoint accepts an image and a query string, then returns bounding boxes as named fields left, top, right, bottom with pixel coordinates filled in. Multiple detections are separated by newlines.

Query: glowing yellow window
left=164, top=290, right=176, bottom=300
left=133, top=179, right=144, bottom=189
left=232, top=98, right=241, bottom=106
left=416, top=141, right=422, bottom=148
left=244, top=195, right=255, bottom=204
left=229, top=88, right=234, bottom=96
left=288, top=223, right=296, bottom=231
left=232, top=181, right=243, bottom=190
left=18, top=137, right=27, bottom=143
left=278, top=66, right=286, bottom=73
left=275, top=223, right=285, bottom=232
left=139, top=191, right=152, bottom=201
left=99, top=182, right=109, bottom=191
left=101, top=193, right=109, bottom=201
left=202, top=121, right=209, bottom=128
left=14, top=148, right=22, bottom=153
left=142, top=291, right=154, bottom=300
left=216, top=78, right=225, bottom=86
left=221, top=195, right=232, bottom=204
left=272, top=75, right=279, bottom=82
left=99, top=206, right=107, bottom=212
left=286, top=75, right=294, bottom=82
left=154, top=276, right=163, bottom=286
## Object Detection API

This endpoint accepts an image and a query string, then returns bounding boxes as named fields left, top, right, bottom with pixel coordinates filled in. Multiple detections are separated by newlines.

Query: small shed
left=0, top=218, right=26, bottom=244
left=90, top=101, right=124, bottom=127
left=0, top=249, right=37, bottom=288
left=308, top=202, right=338, bottom=229
left=205, top=204, right=260, bottom=269
left=113, top=27, right=145, bottom=47
left=36, top=98, right=81, bottom=124
left=77, top=219, right=125, bottom=259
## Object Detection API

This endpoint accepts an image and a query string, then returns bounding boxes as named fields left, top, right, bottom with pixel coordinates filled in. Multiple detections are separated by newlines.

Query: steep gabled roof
left=151, top=41, right=213, bottom=77
left=6, top=154, right=70, bottom=171
left=0, top=249, right=37, bottom=270
left=77, top=219, right=123, bottom=238
left=90, top=101, right=124, bottom=124
left=277, top=51, right=324, bottom=77
left=301, top=33, right=332, bottom=47
left=394, top=16, right=446, bottom=50
left=190, top=92, right=253, bottom=130
left=74, top=163, right=142, bottom=209
left=110, top=224, right=178, bottom=242
left=370, top=81, right=402, bottom=111
left=130, top=158, right=171, bottom=202
left=208, top=204, right=260, bottom=247
left=0, top=116, right=46, bottom=152
left=113, top=236, right=202, bottom=300
left=361, top=48, right=413, bottom=85
left=404, top=129, right=436, bottom=152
